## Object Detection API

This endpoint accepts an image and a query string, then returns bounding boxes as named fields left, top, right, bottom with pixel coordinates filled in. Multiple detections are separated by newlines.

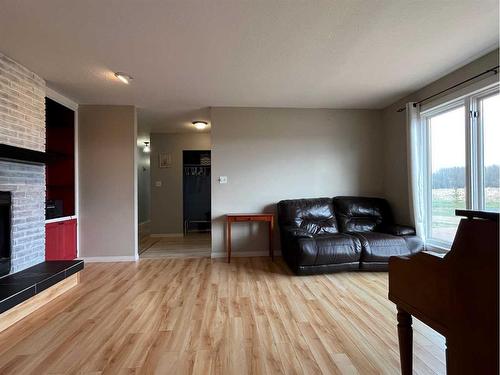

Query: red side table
left=225, top=213, right=274, bottom=263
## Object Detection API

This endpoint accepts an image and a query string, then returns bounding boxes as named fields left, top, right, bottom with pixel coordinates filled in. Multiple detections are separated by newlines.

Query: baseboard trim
left=211, top=250, right=281, bottom=259
left=81, top=255, right=138, bottom=262
left=150, top=233, right=184, bottom=238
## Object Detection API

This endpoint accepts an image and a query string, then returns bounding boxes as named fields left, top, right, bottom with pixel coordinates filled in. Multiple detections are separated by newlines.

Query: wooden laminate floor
left=0, top=257, right=445, bottom=374
left=140, top=233, right=211, bottom=259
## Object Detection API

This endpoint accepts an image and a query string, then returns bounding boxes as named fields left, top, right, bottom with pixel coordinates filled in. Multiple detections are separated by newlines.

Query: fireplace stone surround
left=0, top=161, right=45, bottom=274
left=0, top=52, right=46, bottom=275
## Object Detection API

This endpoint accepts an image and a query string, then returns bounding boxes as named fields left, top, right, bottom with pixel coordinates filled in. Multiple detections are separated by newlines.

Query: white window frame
left=471, top=86, right=499, bottom=210
left=420, top=82, right=499, bottom=250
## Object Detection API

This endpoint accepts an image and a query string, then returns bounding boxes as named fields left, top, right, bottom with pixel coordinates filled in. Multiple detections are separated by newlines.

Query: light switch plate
left=155, top=181, right=162, bottom=187
left=218, top=176, right=228, bottom=184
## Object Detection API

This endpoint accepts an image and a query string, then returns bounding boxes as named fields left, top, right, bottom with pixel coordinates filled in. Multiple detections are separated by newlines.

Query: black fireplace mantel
left=0, top=143, right=47, bottom=165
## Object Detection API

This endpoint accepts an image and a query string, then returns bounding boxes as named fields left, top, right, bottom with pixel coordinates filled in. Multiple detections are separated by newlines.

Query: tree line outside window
left=432, top=165, right=500, bottom=189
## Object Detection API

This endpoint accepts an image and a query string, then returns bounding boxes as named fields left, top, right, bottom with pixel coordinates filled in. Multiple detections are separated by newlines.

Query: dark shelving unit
left=45, top=98, right=75, bottom=219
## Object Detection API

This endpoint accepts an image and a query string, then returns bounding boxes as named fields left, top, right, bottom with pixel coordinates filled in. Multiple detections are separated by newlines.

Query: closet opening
left=183, top=150, right=211, bottom=236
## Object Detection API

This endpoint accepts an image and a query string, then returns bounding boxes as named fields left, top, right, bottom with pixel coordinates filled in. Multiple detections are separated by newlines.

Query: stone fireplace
left=0, top=162, right=45, bottom=273
left=0, top=52, right=46, bottom=275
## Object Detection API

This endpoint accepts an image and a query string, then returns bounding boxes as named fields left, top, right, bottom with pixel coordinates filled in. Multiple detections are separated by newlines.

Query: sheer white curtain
left=406, top=102, right=426, bottom=241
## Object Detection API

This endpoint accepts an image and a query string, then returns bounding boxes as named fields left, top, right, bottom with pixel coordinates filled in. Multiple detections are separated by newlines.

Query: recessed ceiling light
left=114, top=72, right=133, bottom=84
left=192, top=121, right=208, bottom=130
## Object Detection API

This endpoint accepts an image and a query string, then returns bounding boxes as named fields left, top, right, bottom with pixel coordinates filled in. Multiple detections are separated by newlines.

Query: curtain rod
left=396, top=65, right=499, bottom=112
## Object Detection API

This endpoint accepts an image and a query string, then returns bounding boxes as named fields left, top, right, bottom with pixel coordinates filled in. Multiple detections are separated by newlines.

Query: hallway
left=140, top=233, right=211, bottom=259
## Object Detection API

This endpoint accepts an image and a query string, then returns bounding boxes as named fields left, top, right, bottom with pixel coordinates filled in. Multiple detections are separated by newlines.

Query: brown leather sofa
left=277, top=196, right=423, bottom=275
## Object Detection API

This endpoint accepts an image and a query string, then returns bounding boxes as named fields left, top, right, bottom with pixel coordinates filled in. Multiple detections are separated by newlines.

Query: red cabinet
left=45, top=219, right=77, bottom=260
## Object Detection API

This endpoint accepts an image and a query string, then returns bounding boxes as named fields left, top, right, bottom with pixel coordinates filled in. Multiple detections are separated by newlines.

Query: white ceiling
left=0, top=0, right=498, bottom=134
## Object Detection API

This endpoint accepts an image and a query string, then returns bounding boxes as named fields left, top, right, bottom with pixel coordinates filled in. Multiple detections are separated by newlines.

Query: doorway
left=138, top=132, right=212, bottom=258
left=183, top=150, right=211, bottom=236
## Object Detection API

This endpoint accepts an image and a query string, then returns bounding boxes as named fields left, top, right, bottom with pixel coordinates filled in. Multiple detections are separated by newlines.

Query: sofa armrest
left=281, top=226, right=314, bottom=238
left=377, top=223, right=416, bottom=236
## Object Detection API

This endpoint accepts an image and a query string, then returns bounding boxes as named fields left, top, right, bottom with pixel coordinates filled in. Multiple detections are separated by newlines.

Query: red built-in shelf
left=45, top=219, right=77, bottom=260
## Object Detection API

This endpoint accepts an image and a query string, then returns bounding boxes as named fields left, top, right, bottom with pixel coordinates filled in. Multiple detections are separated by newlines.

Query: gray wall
left=382, top=49, right=499, bottom=223
left=210, top=107, right=384, bottom=256
left=150, top=132, right=211, bottom=235
left=137, top=143, right=150, bottom=224
left=78, top=105, right=137, bottom=259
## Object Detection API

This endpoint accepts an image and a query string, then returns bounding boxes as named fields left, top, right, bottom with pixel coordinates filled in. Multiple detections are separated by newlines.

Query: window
left=422, top=84, right=500, bottom=248
left=428, top=105, right=466, bottom=243
left=479, top=93, right=500, bottom=212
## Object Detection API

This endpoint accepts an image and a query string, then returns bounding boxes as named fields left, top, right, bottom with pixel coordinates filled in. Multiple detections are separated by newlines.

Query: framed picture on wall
left=159, top=152, right=172, bottom=168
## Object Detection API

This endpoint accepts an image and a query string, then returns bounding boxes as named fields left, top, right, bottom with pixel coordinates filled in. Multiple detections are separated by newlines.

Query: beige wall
left=150, top=132, right=211, bottom=235
left=78, top=105, right=137, bottom=259
left=382, top=49, right=499, bottom=223
left=210, top=107, right=384, bottom=256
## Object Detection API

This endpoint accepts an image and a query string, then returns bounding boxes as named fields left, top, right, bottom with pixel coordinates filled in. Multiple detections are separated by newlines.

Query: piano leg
left=397, top=307, right=413, bottom=375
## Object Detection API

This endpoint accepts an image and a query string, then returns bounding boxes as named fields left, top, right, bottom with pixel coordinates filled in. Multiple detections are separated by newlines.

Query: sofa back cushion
left=277, top=198, right=339, bottom=235
left=332, top=196, right=393, bottom=233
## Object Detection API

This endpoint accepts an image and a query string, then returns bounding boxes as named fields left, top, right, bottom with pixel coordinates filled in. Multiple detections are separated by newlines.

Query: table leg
left=397, top=307, right=413, bottom=375
left=269, top=218, right=274, bottom=261
left=227, top=220, right=231, bottom=263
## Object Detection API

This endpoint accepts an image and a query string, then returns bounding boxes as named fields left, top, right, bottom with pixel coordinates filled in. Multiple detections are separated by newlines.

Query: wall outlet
left=155, top=181, right=162, bottom=187
left=218, top=176, right=228, bottom=184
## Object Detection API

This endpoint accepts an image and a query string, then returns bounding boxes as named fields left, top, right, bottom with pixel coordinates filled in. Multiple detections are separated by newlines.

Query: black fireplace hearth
left=0, top=192, right=11, bottom=278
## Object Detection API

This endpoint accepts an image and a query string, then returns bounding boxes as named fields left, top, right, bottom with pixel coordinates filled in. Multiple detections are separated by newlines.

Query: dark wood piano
left=389, top=210, right=499, bottom=375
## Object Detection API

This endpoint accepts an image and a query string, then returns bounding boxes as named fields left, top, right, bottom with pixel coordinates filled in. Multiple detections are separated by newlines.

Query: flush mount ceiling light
left=114, top=72, right=133, bottom=84
left=143, top=141, right=150, bottom=153
left=192, top=121, right=208, bottom=130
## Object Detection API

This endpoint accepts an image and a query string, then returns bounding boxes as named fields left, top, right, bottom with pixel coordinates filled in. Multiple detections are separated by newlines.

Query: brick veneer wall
left=0, top=52, right=46, bottom=273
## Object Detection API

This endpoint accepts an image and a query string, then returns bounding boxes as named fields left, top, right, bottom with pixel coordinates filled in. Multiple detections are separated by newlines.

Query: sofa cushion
left=350, top=231, right=415, bottom=262
left=300, top=218, right=338, bottom=235
left=296, top=233, right=361, bottom=266
left=278, top=198, right=339, bottom=235
left=376, top=223, right=416, bottom=236
left=333, top=196, right=394, bottom=233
